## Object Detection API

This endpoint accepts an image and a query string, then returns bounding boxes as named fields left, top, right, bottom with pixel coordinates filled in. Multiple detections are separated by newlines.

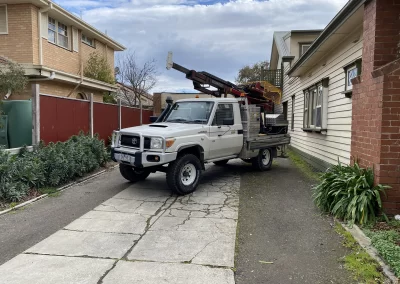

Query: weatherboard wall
left=281, top=26, right=364, bottom=167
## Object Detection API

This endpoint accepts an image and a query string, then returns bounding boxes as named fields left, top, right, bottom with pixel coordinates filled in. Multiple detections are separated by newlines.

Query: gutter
left=38, top=66, right=117, bottom=92
left=287, top=0, right=366, bottom=76
left=29, top=71, right=56, bottom=81
left=44, top=0, right=125, bottom=51
left=38, top=2, right=53, bottom=66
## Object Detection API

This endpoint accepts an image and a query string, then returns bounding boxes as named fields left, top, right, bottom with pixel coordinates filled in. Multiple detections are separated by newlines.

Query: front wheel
left=119, top=164, right=150, bottom=182
left=167, top=154, right=202, bottom=195
left=252, top=148, right=273, bottom=171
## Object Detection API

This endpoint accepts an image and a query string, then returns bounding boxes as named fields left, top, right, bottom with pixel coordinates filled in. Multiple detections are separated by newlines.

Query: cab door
left=209, top=103, right=243, bottom=159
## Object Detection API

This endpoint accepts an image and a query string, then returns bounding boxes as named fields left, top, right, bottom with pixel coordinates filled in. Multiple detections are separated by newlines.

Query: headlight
left=150, top=138, right=163, bottom=149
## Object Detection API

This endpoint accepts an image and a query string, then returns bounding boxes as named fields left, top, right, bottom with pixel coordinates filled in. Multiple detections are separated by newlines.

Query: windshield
left=164, top=101, right=214, bottom=124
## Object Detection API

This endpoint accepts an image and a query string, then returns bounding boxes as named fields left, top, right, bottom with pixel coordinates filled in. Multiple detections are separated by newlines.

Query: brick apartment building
left=0, top=0, right=125, bottom=102
left=271, top=0, right=400, bottom=214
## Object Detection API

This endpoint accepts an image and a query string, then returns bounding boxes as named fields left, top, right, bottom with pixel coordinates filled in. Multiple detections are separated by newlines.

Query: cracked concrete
left=0, top=166, right=238, bottom=283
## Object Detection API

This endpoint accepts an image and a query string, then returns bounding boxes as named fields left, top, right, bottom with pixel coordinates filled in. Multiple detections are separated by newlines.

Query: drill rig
left=166, top=52, right=282, bottom=113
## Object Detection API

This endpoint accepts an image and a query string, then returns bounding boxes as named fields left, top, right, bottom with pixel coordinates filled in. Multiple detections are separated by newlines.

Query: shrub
left=313, top=161, right=390, bottom=225
left=0, top=132, right=108, bottom=203
left=364, top=229, right=400, bottom=277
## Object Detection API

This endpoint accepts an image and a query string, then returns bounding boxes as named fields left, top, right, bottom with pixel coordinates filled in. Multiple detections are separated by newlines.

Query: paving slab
left=65, top=217, right=145, bottom=234
left=0, top=254, right=115, bottom=284
left=112, top=186, right=171, bottom=201
left=102, top=260, right=235, bottom=284
left=127, top=229, right=235, bottom=267
left=94, top=198, right=166, bottom=215
left=26, top=230, right=138, bottom=258
left=80, top=209, right=148, bottom=221
left=150, top=216, right=237, bottom=233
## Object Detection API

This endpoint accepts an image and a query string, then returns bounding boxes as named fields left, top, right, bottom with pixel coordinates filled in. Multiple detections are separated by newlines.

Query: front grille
left=120, top=135, right=151, bottom=149
left=121, top=135, right=140, bottom=148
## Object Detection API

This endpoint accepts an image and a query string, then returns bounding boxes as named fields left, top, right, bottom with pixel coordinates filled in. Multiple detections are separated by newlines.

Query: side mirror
left=223, top=118, right=234, bottom=126
left=150, top=116, right=158, bottom=123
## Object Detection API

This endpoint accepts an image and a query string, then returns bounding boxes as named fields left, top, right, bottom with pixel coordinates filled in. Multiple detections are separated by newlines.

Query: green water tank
left=1, top=100, right=32, bottom=148
left=0, top=115, right=8, bottom=148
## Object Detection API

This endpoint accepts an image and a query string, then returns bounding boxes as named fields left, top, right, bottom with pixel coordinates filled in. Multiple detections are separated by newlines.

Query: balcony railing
left=263, top=69, right=282, bottom=88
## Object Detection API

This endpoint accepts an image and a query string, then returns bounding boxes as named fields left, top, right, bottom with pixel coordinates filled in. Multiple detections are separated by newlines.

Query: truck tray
left=246, top=134, right=290, bottom=150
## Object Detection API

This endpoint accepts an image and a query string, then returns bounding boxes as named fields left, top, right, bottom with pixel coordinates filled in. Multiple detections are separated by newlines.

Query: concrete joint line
left=96, top=196, right=178, bottom=283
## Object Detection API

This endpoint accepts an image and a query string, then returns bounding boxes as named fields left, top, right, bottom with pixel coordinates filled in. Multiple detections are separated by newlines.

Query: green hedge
left=0, top=133, right=108, bottom=202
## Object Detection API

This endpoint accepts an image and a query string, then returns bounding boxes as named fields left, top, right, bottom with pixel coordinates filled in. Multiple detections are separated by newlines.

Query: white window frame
left=291, top=95, right=295, bottom=131
left=48, top=17, right=69, bottom=49
left=343, top=59, right=362, bottom=97
left=345, top=65, right=357, bottom=91
left=303, top=91, right=309, bottom=129
left=0, top=4, right=8, bottom=35
left=303, top=78, right=329, bottom=133
left=82, top=34, right=95, bottom=47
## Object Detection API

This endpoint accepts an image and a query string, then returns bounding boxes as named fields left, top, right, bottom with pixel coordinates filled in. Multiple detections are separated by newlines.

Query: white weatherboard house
left=269, top=3, right=364, bottom=170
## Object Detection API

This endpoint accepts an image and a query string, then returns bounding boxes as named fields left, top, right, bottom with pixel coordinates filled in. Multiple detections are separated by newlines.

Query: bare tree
left=116, top=52, right=158, bottom=125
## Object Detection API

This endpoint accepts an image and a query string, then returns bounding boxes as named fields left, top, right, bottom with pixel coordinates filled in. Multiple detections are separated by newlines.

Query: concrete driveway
left=0, top=165, right=239, bottom=284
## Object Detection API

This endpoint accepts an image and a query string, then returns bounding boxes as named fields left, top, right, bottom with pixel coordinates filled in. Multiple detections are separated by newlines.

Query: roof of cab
left=175, top=98, right=239, bottom=103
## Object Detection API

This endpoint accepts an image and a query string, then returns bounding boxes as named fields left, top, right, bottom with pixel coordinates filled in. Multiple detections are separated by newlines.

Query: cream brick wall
left=0, top=4, right=35, bottom=63
left=1, top=3, right=118, bottom=103
left=31, top=4, right=39, bottom=65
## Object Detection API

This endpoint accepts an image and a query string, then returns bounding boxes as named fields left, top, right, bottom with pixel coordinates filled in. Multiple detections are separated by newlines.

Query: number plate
left=114, top=153, right=135, bottom=163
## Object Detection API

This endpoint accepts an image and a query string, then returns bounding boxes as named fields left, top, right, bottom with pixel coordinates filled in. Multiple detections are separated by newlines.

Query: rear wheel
left=119, top=164, right=150, bottom=182
left=167, top=154, right=202, bottom=195
left=213, top=159, right=229, bottom=166
left=252, top=148, right=273, bottom=171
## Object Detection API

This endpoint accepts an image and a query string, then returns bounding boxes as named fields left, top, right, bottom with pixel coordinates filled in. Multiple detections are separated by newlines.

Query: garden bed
left=0, top=133, right=113, bottom=211
left=363, top=219, right=400, bottom=278
left=0, top=160, right=118, bottom=212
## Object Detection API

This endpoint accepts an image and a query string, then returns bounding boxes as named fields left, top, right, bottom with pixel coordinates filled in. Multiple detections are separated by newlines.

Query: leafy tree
left=0, top=61, right=28, bottom=128
left=103, top=92, right=117, bottom=104
left=84, top=52, right=115, bottom=84
left=235, top=60, right=270, bottom=84
left=84, top=52, right=116, bottom=103
left=0, top=61, right=28, bottom=95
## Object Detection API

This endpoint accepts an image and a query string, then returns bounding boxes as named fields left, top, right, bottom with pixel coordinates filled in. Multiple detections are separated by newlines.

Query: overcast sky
left=53, top=0, right=348, bottom=93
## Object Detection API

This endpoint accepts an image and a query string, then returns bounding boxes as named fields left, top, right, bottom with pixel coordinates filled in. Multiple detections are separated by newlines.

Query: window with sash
left=48, top=17, right=69, bottom=49
left=303, top=79, right=328, bottom=132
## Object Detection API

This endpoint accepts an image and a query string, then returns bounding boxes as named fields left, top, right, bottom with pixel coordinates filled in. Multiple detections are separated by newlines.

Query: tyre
left=119, top=164, right=150, bottom=182
left=167, top=154, right=202, bottom=195
left=213, top=159, right=229, bottom=166
left=252, top=148, right=273, bottom=171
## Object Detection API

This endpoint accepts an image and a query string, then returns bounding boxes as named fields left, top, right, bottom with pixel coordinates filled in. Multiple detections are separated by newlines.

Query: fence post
left=32, top=83, right=40, bottom=145
left=89, top=93, right=94, bottom=138
left=118, top=98, right=121, bottom=130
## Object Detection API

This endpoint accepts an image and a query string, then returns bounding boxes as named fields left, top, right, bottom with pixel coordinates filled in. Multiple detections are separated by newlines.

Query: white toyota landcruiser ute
left=111, top=97, right=290, bottom=195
